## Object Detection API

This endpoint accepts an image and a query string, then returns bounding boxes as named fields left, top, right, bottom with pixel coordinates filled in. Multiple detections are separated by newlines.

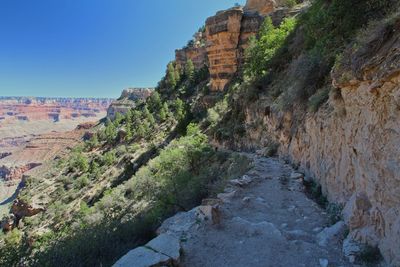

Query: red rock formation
left=11, top=199, right=45, bottom=219
left=244, top=0, right=277, bottom=15
left=107, top=88, right=153, bottom=120
left=206, top=7, right=245, bottom=91
left=0, top=163, right=42, bottom=182
left=175, top=31, right=208, bottom=70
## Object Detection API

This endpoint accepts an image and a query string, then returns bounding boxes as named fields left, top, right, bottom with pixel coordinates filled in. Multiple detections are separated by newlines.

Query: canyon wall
left=175, top=31, right=208, bottom=70
left=0, top=96, right=112, bottom=123
left=107, top=88, right=153, bottom=120
left=205, top=7, right=266, bottom=91
left=175, top=0, right=282, bottom=92
left=226, top=19, right=400, bottom=266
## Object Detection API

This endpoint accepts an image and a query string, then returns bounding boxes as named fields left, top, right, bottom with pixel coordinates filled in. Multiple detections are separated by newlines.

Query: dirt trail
left=180, top=154, right=352, bottom=267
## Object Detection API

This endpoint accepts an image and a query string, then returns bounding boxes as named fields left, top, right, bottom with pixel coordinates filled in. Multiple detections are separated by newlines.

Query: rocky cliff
left=205, top=2, right=296, bottom=91
left=107, top=88, right=153, bottom=119
left=222, top=16, right=400, bottom=266
left=175, top=31, right=208, bottom=71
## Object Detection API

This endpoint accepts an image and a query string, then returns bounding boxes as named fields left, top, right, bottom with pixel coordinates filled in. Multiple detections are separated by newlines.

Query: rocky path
left=177, top=154, right=351, bottom=267
left=114, top=154, right=355, bottom=267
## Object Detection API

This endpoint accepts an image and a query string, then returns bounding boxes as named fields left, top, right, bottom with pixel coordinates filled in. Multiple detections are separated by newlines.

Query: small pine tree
left=87, top=134, right=99, bottom=149
left=149, top=91, right=162, bottom=112
left=104, top=119, right=117, bottom=143
left=125, top=109, right=133, bottom=123
left=185, top=59, right=195, bottom=81
left=174, top=99, right=185, bottom=122
left=126, top=120, right=133, bottom=140
left=143, top=105, right=155, bottom=125
left=113, top=112, right=123, bottom=126
left=137, top=124, right=146, bottom=138
left=167, top=62, right=177, bottom=88
left=159, top=102, right=169, bottom=121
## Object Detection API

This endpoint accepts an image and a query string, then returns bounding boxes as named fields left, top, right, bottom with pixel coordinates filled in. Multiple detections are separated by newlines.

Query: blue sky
left=0, top=0, right=245, bottom=98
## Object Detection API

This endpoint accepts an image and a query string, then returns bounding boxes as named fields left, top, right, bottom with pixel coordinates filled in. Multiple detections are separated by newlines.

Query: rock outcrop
left=244, top=0, right=277, bottom=15
left=205, top=0, right=290, bottom=91
left=11, top=199, right=45, bottom=219
left=107, top=88, right=153, bottom=120
left=175, top=31, right=208, bottom=70
left=206, top=7, right=247, bottom=91
left=0, top=163, right=42, bottom=182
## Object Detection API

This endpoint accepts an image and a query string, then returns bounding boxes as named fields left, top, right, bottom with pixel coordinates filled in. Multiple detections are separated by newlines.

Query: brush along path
left=178, top=154, right=352, bottom=267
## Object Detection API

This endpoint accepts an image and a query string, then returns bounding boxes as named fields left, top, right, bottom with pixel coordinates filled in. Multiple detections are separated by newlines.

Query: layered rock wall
left=205, top=0, right=286, bottom=91
left=107, top=88, right=153, bottom=120
left=206, top=7, right=245, bottom=91
left=175, top=31, right=208, bottom=70
left=244, top=0, right=277, bottom=15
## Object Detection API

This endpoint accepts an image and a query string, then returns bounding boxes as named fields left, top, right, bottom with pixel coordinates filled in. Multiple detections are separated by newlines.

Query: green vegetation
left=1, top=123, right=249, bottom=267
left=245, top=17, right=297, bottom=79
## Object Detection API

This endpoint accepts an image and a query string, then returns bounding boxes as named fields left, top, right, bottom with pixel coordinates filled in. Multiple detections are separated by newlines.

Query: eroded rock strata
left=107, top=88, right=153, bottom=120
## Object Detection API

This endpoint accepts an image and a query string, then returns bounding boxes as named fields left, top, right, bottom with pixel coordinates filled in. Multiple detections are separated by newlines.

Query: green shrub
left=70, top=153, right=89, bottom=173
left=102, top=150, right=116, bottom=166
left=245, top=17, right=297, bottom=78
left=284, top=0, right=296, bottom=8
left=75, top=175, right=90, bottom=189
left=308, top=86, right=330, bottom=112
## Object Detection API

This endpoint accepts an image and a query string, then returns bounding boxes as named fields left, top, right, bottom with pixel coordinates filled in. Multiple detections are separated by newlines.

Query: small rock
left=229, top=179, right=244, bottom=187
left=217, top=190, right=237, bottom=203
left=303, top=175, right=313, bottom=183
left=242, top=197, right=252, bottom=203
left=196, top=205, right=221, bottom=225
left=313, top=227, right=323, bottom=232
left=241, top=175, right=253, bottom=184
left=342, top=236, right=368, bottom=263
left=319, top=258, right=329, bottom=267
left=317, top=221, right=346, bottom=246
left=201, top=198, right=222, bottom=206
left=290, top=172, right=304, bottom=180
left=229, top=175, right=253, bottom=187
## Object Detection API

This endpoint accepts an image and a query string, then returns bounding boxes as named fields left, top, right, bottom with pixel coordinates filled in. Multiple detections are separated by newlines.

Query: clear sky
left=0, top=0, right=245, bottom=98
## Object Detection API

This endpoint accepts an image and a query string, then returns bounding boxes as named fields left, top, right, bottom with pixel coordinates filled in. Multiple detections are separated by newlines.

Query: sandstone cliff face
left=107, top=88, right=153, bottom=120
left=205, top=0, right=293, bottom=92
left=206, top=7, right=264, bottom=91
left=244, top=0, right=277, bottom=15
left=175, top=31, right=208, bottom=70
left=227, top=19, right=400, bottom=266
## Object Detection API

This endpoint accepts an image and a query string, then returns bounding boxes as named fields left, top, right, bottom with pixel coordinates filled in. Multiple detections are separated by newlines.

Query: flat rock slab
left=113, top=246, right=170, bottom=267
left=157, top=208, right=197, bottom=237
left=146, top=234, right=181, bottom=260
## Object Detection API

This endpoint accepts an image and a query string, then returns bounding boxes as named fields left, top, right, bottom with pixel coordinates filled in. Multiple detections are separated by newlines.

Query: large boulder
left=11, top=199, right=45, bottom=219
